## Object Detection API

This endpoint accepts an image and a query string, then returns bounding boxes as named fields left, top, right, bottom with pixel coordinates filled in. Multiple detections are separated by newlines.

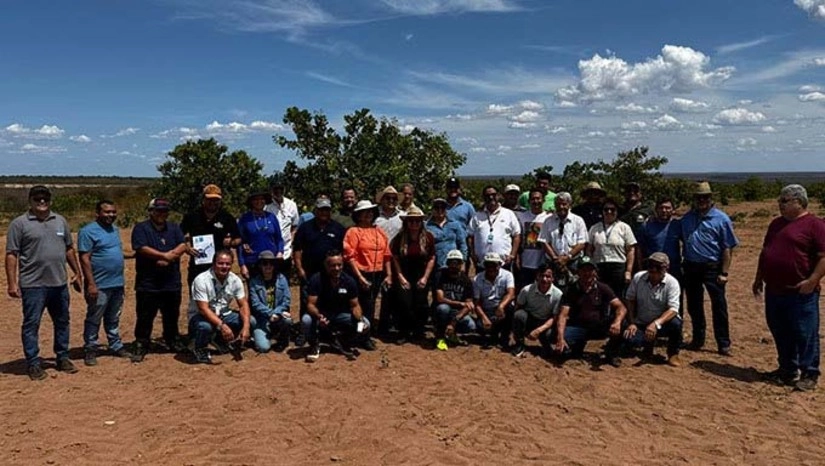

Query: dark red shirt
left=561, top=280, right=617, bottom=328
left=760, top=214, right=825, bottom=294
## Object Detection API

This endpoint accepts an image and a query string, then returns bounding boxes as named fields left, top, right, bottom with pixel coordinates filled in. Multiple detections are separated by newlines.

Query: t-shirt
left=517, top=191, right=556, bottom=213
left=436, top=272, right=474, bottom=304
left=180, top=208, right=240, bottom=278
left=588, top=221, right=637, bottom=264
left=473, top=268, right=515, bottom=315
left=561, top=280, right=617, bottom=329
left=307, top=271, right=358, bottom=317
left=78, top=220, right=124, bottom=289
left=517, top=210, right=551, bottom=269
left=132, top=220, right=185, bottom=293
left=516, top=282, right=563, bottom=320
left=468, top=206, right=522, bottom=263
left=6, top=211, right=73, bottom=288
left=188, top=269, right=246, bottom=319
left=626, top=271, right=681, bottom=325
left=759, top=214, right=825, bottom=294
left=265, top=197, right=301, bottom=259
left=293, top=219, right=346, bottom=278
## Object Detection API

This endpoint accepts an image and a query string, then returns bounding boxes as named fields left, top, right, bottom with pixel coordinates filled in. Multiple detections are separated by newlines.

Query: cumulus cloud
left=518, top=100, right=543, bottom=110
left=794, top=0, right=825, bottom=20
left=151, top=120, right=283, bottom=140
left=653, top=114, right=683, bottom=130
left=556, top=101, right=577, bottom=108
left=508, top=121, right=536, bottom=129
left=737, top=137, right=758, bottom=147
left=713, top=108, right=767, bottom=125
left=446, top=113, right=473, bottom=120
left=249, top=120, right=283, bottom=131
left=799, top=91, right=825, bottom=102
left=3, top=123, right=65, bottom=139
left=519, top=143, right=541, bottom=149
left=545, top=125, right=568, bottom=134
left=487, top=104, right=514, bottom=114
left=509, top=110, right=541, bottom=123
left=615, top=103, right=657, bottom=113
left=670, top=97, right=710, bottom=113
left=799, top=84, right=822, bottom=92
left=101, top=127, right=140, bottom=138
left=69, top=134, right=92, bottom=143
left=815, top=57, right=825, bottom=66
left=555, top=45, right=734, bottom=102
left=761, top=126, right=777, bottom=133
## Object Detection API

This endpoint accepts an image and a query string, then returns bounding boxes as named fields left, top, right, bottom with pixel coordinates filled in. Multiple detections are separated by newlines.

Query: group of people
left=5, top=177, right=823, bottom=392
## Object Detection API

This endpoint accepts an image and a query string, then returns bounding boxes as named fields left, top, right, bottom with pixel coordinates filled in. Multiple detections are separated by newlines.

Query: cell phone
left=356, top=321, right=365, bottom=333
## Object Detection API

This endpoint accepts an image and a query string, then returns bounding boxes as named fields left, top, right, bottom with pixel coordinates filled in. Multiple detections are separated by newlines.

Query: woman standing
left=587, top=198, right=637, bottom=299
left=391, top=206, right=436, bottom=343
left=343, top=200, right=392, bottom=350
left=237, top=191, right=284, bottom=280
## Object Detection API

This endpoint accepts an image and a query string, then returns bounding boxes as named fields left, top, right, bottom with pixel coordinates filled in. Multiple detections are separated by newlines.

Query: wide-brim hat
left=375, top=186, right=399, bottom=204
left=401, top=206, right=426, bottom=219
left=581, top=181, right=606, bottom=196
left=247, top=190, right=271, bottom=202
left=693, top=181, right=713, bottom=196
left=353, top=200, right=379, bottom=212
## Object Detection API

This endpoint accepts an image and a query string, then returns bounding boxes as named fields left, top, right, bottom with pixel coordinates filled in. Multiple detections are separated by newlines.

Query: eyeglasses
left=32, top=197, right=51, bottom=203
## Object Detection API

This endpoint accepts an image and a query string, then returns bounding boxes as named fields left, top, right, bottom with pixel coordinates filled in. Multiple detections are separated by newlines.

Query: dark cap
left=147, top=198, right=171, bottom=211
left=28, top=185, right=51, bottom=199
left=446, top=177, right=461, bottom=188
left=575, top=255, right=597, bottom=271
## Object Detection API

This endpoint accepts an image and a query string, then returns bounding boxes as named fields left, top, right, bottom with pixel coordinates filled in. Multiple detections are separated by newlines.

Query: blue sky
left=1, top=0, right=824, bottom=177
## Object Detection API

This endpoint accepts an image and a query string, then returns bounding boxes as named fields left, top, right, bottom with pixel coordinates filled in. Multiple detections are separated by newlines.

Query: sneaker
left=794, top=375, right=818, bottom=392
left=111, top=347, right=132, bottom=359
left=764, top=369, right=799, bottom=386
left=511, top=344, right=526, bottom=358
left=446, top=334, right=468, bottom=347
left=605, top=355, right=622, bottom=368
left=436, top=339, right=448, bottom=351
left=666, top=354, right=682, bottom=367
left=192, top=348, right=213, bottom=364
left=56, top=358, right=79, bottom=374
left=684, top=340, right=704, bottom=351
left=273, top=340, right=289, bottom=353
left=28, top=364, right=47, bottom=381
left=130, top=341, right=147, bottom=363
left=305, top=345, right=321, bottom=363
left=166, top=336, right=188, bottom=353
left=362, top=339, right=377, bottom=351
left=718, top=346, right=733, bottom=357
left=84, top=350, right=98, bottom=367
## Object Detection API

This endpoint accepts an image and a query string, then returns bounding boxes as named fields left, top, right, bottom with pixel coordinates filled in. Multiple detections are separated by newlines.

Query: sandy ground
left=1, top=201, right=824, bottom=465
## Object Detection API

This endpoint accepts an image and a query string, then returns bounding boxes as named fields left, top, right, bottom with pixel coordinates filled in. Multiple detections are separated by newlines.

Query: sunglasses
left=32, top=197, right=51, bottom=203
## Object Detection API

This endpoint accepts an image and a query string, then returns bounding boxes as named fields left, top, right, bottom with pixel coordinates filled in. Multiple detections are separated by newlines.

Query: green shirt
left=518, top=191, right=556, bottom=212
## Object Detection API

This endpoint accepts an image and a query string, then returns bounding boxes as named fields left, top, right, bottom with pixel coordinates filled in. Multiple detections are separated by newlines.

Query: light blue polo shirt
left=78, top=220, right=125, bottom=289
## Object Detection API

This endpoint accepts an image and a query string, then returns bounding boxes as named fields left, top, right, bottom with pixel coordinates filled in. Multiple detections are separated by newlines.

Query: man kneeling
left=188, top=249, right=252, bottom=363
left=302, top=250, right=369, bottom=362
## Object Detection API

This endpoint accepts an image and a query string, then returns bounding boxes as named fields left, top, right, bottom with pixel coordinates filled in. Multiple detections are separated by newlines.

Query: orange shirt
left=344, top=226, right=391, bottom=273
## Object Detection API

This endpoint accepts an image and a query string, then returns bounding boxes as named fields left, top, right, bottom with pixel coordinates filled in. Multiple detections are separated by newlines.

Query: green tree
left=156, top=138, right=266, bottom=215
left=275, top=107, right=466, bottom=207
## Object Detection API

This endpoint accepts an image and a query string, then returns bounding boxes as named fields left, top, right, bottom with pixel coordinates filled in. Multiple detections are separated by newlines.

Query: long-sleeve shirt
left=343, top=226, right=391, bottom=273
left=237, top=211, right=284, bottom=266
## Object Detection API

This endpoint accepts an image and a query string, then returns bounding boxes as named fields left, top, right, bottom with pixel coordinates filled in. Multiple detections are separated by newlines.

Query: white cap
left=446, top=250, right=464, bottom=262
left=483, top=252, right=503, bottom=264
left=504, top=184, right=520, bottom=193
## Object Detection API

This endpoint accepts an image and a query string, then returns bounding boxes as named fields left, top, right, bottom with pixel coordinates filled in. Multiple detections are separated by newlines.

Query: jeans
left=560, top=325, right=622, bottom=358
left=683, top=261, right=730, bottom=349
left=21, top=286, right=71, bottom=366
left=475, top=306, right=513, bottom=346
left=251, top=313, right=293, bottom=352
left=433, top=303, right=477, bottom=337
left=83, top=286, right=125, bottom=352
left=134, top=290, right=182, bottom=344
left=622, top=318, right=683, bottom=357
left=356, top=271, right=384, bottom=335
left=511, top=309, right=551, bottom=347
left=189, top=312, right=257, bottom=350
left=765, top=291, right=820, bottom=377
left=301, top=313, right=370, bottom=346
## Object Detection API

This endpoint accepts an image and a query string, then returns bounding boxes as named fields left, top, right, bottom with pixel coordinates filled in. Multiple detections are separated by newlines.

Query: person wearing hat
left=468, top=185, right=522, bottom=272
left=237, top=190, right=284, bottom=281
left=130, top=198, right=189, bottom=362
left=517, top=171, right=556, bottom=213
left=510, top=264, right=563, bottom=358
left=502, top=184, right=526, bottom=212
left=622, top=252, right=683, bottom=366
left=515, top=188, right=552, bottom=291
left=425, top=197, right=468, bottom=286
left=538, top=192, right=588, bottom=293
left=265, top=181, right=300, bottom=277
left=554, top=255, right=627, bottom=367
left=390, top=205, right=436, bottom=343
left=248, top=250, right=293, bottom=353
left=375, top=185, right=403, bottom=243
left=344, top=199, right=391, bottom=349
left=181, top=184, right=241, bottom=288
left=293, top=197, right=347, bottom=344
left=444, top=176, right=475, bottom=234
left=473, top=252, right=516, bottom=349
left=572, top=181, right=606, bottom=229
left=433, top=249, right=476, bottom=350
left=6, top=185, right=84, bottom=379
left=678, top=181, right=738, bottom=356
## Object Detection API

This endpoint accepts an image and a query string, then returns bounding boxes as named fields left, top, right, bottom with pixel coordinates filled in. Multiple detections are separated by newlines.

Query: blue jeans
left=433, top=303, right=477, bottom=337
left=21, top=286, right=71, bottom=366
left=683, top=261, right=730, bottom=348
left=83, top=287, right=125, bottom=352
left=765, top=291, right=820, bottom=377
left=189, top=312, right=257, bottom=350
left=301, top=313, right=369, bottom=346
left=561, top=325, right=622, bottom=358
left=622, top=317, right=683, bottom=356
left=251, top=313, right=293, bottom=352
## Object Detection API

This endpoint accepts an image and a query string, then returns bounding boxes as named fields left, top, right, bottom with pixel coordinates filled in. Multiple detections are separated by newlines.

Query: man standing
left=623, top=252, right=683, bottom=366
left=518, top=172, right=556, bottom=213
left=398, top=183, right=419, bottom=215
left=131, top=198, right=188, bottom=362
left=637, top=198, right=682, bottom=280
left=753, top=184, right=825, bottom=391
left=375, top=186, right=403, bottom=243
left=79, top=200, right=131, bottom=366
left=473, top=253, right=516, bottom=349
left=188, top=249, right=252, bottom=364
left=679, top=181, right=738, bottom=356
left=467, top=185, right=521, bottom=272
left=510, top=265, right=563, bottom=358
left=503, top=184, right=526, bottom=212
left=516, top=188, right=552, bottom=290
left=5, top=185, right=82, bottom=380
left=265, top=181, right=301, bottom=276
left=572, top=181, right=606, bottom=229
left=538, top=192, right=587, bottom=292
left=444, top=177, right=476, bottom=234
left=181, top=184, right=241, bottom=288
left=619, top=182, right=654, bottom=239
left=333, top=186, right=357, bottom=228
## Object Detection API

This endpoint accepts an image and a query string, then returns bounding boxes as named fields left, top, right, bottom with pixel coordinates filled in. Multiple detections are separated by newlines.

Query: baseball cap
left=482, top=252, right=503, bottom=264
left=432, top=197, right=448, bottom=207
left=28, top=185, right=51, bottom=200
left=446, top=177, right=461, bottom=188
left=576, top=255, right=596, bottom=270
left=203, top=184, right=222, bottom=199
left=646, top=252, right=670, bottom=267
left=446, top=250, right=464, bottom=262
left=147, top=198, right=171, bottom=211
left=315, top=198, right=332, bottom=209
left=505, top=184, right=521, bottom=193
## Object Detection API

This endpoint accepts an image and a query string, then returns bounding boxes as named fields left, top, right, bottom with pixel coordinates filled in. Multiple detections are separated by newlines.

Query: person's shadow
left=690, top=360, right=764, bottom=383
left=0, top=346, right=87, bottom=377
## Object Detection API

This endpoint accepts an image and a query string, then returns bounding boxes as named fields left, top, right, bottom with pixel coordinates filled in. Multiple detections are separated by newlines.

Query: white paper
left=192, top=234, right=215, bottom=265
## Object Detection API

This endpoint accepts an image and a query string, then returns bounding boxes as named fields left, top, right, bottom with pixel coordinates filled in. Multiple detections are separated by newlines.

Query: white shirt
left=588, top=220, right=637, bottom=264
left=626, top=271, right=681, bottom=325
left=517, top=210, right=551, bottom=269
left=538, top=211, right=588, bottom=261
left=473, top=268, right=515, bottom=314
left=468, top=206, right=522, bottom=263
left=188, top=269, right=246, bottom=319
left=375, top=209, right=403, bottom=243
left=265, top=197, right=300, bottom=259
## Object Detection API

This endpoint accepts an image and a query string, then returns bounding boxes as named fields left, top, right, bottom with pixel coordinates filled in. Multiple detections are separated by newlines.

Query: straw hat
left=400, top=205, right=426, bottom=219
left=693, top=181, right=713, bottom=195
left=581, top=181, right=606, bottom=196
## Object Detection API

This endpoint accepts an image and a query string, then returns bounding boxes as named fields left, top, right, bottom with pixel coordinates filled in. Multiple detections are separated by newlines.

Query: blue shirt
left=293, top=219, right=347, bottom=277
left=638, top=218, right=682, bottom=276
left=248, top=273, right=291, bottom=319
left=78, top=221, right=124, bottom=289
left=446, top=197, right=475, bottom=233
left=425, top=218, right=468, bottom=269
left=679, top=207, right=738, bottom=263
left=237, top=211, right=284, bottom=266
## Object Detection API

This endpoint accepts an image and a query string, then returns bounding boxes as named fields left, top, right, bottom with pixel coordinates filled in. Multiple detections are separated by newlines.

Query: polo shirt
left=375, top=210, right=403, bottom=243
left=538, top=212, right=588, bottom=258
left=468, top=206, right=522, bottom=263
left=436, top=272, right=474, bottom=304
left=518, top=191, right=557, bottom=213
left=759, top=214, right=825, bottom=294
left=679, top=207, right=739, bottom=263
left=588, top=221, right=637, bottom=264
left=132, top=219, right=185, bottom=293
left=473, top=268, right=515, bottom=315
left=307, top=271, right=358, bottom=317
left=626, top=271, right=681, bottom=325
left=445, top=197, right=476, bottom=232
left=265, top=197, right=301, bottom=259
left=516, top=282, right=563, bottom=320
left=293, top=219, right=346, bottom=278
left=517, top=210, right=551, bottom=269
left=188, top=269, right=246, bottom=320
left=6, top=211, right=73, bottom=288
left=425, top=218, right=468, bottom=269
left=561, top=280, right=616, bottom=329
left=181, top=208, right=240, bottom=275
left=78, top=220, right=124, bottom=289
left=638, top=218, right=682, bottom=276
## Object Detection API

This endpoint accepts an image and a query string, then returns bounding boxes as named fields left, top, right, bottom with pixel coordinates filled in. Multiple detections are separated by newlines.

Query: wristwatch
left=719, top=272, right=729, bottom=277
left=654, top=322, right=662, bottom=331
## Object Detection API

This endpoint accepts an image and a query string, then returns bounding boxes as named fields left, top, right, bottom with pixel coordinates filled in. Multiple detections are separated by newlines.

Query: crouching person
left=473, top=253, right=516, bottom=350
left=433, top=249, right=476, bottom=350
left=302, top=250, right=369, bottom=362
left=188, top=249, right=253, bottom=364
left=623, top=252, right=683, bottom=366
left=248, top=250, right=292, bottom=353
left=510, top=264, right=563, bottom=358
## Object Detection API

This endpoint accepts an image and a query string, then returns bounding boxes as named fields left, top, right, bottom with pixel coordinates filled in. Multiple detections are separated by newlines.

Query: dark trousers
left=683, top=261, right=730, bottom=349
left=511, top=309, right=551, bottom=347
left=357, top=271, right=384, bottom=335
left=395, top=284, right=429, bottom=338
left=559, top=325, right=622, bottom=358
left=597, top=262, right=627, bottom=299
left=134, top=290, right=182, bottom=343
left=623, top=318, right=683, bottom=356
left=515, top=267, right=537, bottom=294
left=765, top=291, right=820, bottom=378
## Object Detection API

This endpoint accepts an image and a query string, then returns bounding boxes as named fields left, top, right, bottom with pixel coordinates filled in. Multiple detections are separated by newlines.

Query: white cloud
left=496, top=144, right=512, bottom=151
left=457, top=136, right=478, bottom=144
left=152, top=120, right=284, bottom=141
left=621, top=121, right=648, bottom=131
left=653, top=114, right=683, bottom=130
left=509, top=110, right=541, bottom=123
left=615, top=103, right=657, bottom=113
left=508, top=121, right=536, bottom=129
left=794, top=0, right=825, bottom=20
left=446, top=113, right=473, bottom=120
left=545, top=125, right=568, bottom=134
left=305, top=71, right=355, bottom=88
left=14, top=143, right=67, bottom=154
left=518, top=143, right=540, bottom=149
left=799, top=84, right=822, bottom=92
left=69, top=134, right=92, bottom=143
left=761, top=126, right=777, bottom=133
left=3, top=123, right=65, bottom=139
left=556, top=101, right=577, bottom=108
left=815, top=58, right=825, bottom=66
left=487, top=104, right=514, bottom=114
left=518, top=100, right=543, bottom=110
left=713, top=108, right=766, bottom=125
left=469, top=146, right=488, bottom=152
left=737, top=137, right=758, bottom=147
left=555, top=44, right=734, bottom=102
left=799, top=91, right=825, bottom=101
left=405, top=33, right=414, bottom=41
left=101, top=127, right=139, bottom=138
left=249, top=120, right=283, bottom=131
left=586, top=131, right=605, bottom=138
left=379, top=0, right=522, bottom=15
left=670, top=97, right=710, bottom=113
left=740, top=49, right=825, bottom=83
left=716, top=35, right=778, bottom=55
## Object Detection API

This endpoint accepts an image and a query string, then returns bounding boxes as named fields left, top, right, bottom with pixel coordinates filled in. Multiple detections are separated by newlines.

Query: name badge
left=486, top=233, right=494, bottom=244
left=338, top=288, right=347, bottom=294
